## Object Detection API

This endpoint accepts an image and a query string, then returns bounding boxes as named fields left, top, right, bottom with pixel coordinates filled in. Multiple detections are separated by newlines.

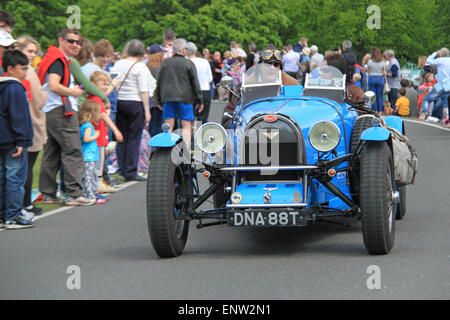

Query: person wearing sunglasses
left=37, top=28, right=94, bottom=207
left=220, top=48, right=299, bottom=129
left=0, top=10, right=14, bottom=35
left=261, top=48, right=298, bottom=86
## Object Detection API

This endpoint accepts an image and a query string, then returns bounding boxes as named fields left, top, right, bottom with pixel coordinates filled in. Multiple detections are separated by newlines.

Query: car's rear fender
left=383, top=115, right=405, bottom=134
left=359, top=116, right=404, bottom=142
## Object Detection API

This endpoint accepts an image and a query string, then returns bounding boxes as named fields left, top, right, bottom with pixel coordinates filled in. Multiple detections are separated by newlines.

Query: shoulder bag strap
left=116, top=61, right=139, bottom=94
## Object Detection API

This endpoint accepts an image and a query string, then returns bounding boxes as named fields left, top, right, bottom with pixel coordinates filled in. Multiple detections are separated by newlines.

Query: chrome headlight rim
left=195, top=122, right=227, bottom=154
left=308, top=120, right=341, bottom=153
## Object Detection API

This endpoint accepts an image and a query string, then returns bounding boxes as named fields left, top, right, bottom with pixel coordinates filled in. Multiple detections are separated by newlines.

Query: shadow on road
left=104, top=219, right=368, bottom=261
left=184, top=220, right=368, bottom=258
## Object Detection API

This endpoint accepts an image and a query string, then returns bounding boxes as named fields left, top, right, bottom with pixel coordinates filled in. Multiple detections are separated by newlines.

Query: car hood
left=229, top=97, right=356, bottom=164
left=235, top=96, right=348, bottom=132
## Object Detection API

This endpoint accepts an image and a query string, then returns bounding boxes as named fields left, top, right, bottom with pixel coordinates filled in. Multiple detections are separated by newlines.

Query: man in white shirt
left=187, top=41, right=213, bottom=124
left=310, top=45, right=324, bottom=71
left=281, top=44, right=300, bottom=79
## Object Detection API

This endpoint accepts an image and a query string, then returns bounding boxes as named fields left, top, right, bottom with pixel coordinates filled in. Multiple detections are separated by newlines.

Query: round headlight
left=231, top=192, right=242, bottom=204
left=195, top=123, right=227, bottom=154
left=308, top=121, right=341, bottom=152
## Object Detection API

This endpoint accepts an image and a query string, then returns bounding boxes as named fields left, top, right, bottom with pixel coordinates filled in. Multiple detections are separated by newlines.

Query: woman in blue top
left=78, top=100, right=101, bottom=204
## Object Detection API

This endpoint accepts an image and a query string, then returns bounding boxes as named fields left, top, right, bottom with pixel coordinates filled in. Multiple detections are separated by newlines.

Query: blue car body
left=149, top=64, right=403, bottom=221
left=146, top=64, right=414, bottom=257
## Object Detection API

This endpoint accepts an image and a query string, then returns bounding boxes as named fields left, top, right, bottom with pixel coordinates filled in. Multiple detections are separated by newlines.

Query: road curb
left=0, top=180, right=141, bottom=232
left=403, top=118, right=450, bottom=132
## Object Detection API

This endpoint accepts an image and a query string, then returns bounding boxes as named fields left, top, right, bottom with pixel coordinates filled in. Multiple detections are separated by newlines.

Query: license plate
left=228, top=211, right=307, bottom=227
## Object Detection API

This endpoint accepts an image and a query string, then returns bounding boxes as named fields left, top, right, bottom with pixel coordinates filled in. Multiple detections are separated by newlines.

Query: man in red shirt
left=38, top=28, right=91, bottom=206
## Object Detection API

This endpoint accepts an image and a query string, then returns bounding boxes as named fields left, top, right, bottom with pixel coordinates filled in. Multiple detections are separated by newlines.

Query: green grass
left=31, top=152, right=125, bottom=212
left=32, top=151, right=64, bottom=212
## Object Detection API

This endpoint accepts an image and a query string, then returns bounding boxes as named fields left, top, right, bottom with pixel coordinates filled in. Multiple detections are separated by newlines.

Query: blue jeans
left=430, top=92, right=450, bottom=119
left=108, top=110, right=116, bottom=142
left=388, top=88, right=399, bottom=109
left=422, top=88, right=450, bottom=113
left=148, top=107, right=163, bottom=137
left=0, top=148, right=28, bottom=222
left=368, top=75, right=384, bottom=112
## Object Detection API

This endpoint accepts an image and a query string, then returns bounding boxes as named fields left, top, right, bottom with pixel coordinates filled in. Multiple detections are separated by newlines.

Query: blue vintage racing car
left=146, top=64, right=417, bottom=258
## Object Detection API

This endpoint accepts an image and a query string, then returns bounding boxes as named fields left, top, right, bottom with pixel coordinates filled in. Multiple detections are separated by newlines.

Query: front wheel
left=147, top=148, right=189, bottom=258
left=360, top=142, right=396, bottom=255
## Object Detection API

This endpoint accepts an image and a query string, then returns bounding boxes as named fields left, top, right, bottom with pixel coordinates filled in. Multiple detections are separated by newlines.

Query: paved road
left=1, top=102, right=449, bottom=300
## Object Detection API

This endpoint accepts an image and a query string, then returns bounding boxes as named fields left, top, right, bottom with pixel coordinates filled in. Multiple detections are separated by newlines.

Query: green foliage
left=4, top=0, right=73, bottom=50
left=3, top=0, right=448, bottom=64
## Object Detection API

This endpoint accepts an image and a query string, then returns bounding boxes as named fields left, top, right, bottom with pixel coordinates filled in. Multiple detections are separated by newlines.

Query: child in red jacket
left=88, top=71, right=123, bottom=194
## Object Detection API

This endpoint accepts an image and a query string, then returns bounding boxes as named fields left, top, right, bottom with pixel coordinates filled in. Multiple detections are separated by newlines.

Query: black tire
left=396, top=185, right=406, bottom=220
left=213, top=184, right=230, bottom=208
left=350, top=115, right=376, bottom=154
left=360, top=142, right=396, bottom=255
left=350, top=115, right=376, bottom=203
left=147, top=148, right=189, bottom=258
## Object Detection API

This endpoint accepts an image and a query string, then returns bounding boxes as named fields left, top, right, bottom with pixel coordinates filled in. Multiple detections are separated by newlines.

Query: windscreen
left=305, top=66, right=345, bottom=89
left=243, top=63, right=282, bottom=87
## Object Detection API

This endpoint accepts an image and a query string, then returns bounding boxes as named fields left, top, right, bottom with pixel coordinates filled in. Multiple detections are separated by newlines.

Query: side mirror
left=220, top=76, right=234, bottom=89
left=364, top=91, right=376, bottom=107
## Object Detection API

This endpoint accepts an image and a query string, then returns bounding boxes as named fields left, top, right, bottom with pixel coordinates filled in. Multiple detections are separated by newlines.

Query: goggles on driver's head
left=262, top=49, right=282, bottom=62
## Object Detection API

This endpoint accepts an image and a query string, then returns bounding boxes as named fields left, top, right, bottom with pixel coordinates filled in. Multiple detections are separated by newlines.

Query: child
left=78, top=101, right=102, bottom=204
left=353, top=73, right=362, bottom=88
left=383, top=101, right=393, bottom=115
left=418, top=73, right=436, bottom=114
left=227, top=62, right=242, bottom=91
left=394, top=88, right=410, bottom=116
left=88, top=71, right=123, bottom=194
left=0, top=50, right=34, bottom=229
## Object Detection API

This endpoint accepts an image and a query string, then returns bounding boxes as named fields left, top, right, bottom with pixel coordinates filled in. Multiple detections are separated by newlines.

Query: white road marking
left=403, top=119, right=450, bottom=132
left=0, top=180, right=139, bottom=232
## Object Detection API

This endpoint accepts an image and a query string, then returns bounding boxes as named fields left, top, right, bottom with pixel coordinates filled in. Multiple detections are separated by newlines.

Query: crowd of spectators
left=0, top=8, right=449, bottom=229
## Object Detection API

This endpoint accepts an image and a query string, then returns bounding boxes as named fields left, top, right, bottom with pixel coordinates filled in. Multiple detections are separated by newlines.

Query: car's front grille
left=242, top=115, right=305, bottom=181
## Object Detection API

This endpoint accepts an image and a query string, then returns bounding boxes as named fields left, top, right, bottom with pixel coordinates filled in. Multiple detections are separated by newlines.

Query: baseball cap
left=149, top=44, right=165, bottom=54
left=0, top=30, right=15, bottom=47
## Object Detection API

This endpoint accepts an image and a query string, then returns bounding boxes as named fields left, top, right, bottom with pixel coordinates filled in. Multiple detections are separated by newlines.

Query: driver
left=260, top=49, right=299, bottom=86
left=221, top=48, right=298, bottom=127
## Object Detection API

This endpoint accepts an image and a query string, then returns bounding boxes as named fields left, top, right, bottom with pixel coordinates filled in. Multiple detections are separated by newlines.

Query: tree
left=3, top=0, right=448, bottom=64
left=4, top=0, right=72, bottom=50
